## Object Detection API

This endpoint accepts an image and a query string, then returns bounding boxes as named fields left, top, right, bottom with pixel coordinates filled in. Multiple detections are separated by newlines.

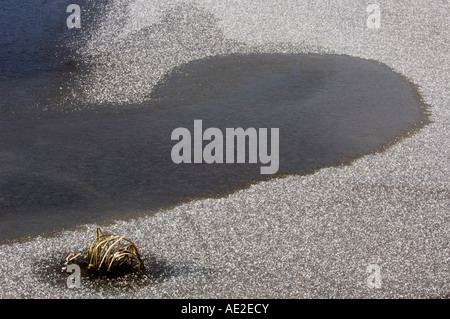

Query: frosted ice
left=0, top=0, right=448, bottom=298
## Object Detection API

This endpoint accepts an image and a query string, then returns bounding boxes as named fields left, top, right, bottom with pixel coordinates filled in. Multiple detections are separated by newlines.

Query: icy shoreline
left=1, top=0, right=448, bottom=298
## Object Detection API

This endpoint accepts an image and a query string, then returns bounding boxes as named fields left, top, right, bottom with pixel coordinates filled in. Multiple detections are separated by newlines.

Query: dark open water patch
left=0, top=53, right=429, bottom=243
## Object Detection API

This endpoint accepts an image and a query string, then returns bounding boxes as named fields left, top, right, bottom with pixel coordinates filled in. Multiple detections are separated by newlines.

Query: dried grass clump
left=64, top=227, right=144, bottom=274
left=61, top=251, right=81, bottom=273
left=87, top=227, right=144, bottom=273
